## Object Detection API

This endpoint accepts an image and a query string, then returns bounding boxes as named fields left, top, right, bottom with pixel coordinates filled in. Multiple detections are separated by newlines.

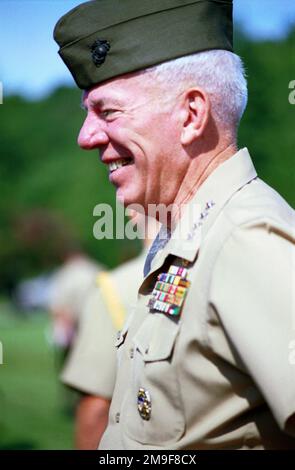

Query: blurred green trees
left=236, top=28, right=295, bottom=201
left=0, top=30, right=294, bottom=292
left=0, top=89, right=140, bottom=291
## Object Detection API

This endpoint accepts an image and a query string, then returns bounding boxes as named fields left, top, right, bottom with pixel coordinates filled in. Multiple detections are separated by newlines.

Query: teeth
left=108, top=158, right=132, bottom=173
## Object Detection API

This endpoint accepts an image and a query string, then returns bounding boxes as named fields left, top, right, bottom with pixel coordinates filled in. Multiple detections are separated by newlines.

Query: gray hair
left=145, top=50, right=248, bottom=136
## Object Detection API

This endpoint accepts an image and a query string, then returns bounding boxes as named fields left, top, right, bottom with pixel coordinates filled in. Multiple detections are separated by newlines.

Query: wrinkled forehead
left=82, top=70, right=158, bottom=109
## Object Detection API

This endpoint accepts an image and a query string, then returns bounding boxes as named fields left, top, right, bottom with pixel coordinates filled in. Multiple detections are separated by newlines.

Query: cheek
left=107, top=120, right=126, bottom=140
left=149, top=113, right=179, bottom=145
left=108, top=119, right=140, bottom=148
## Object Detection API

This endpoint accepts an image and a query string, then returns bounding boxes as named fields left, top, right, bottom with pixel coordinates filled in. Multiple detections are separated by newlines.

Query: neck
left=169, top=142, right=237, bottom=227
left=143, top=237, right=153, bottom=249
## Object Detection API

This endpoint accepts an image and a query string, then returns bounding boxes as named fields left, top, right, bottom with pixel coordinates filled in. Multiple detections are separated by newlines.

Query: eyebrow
left=80, top=95, right=124, bottom=111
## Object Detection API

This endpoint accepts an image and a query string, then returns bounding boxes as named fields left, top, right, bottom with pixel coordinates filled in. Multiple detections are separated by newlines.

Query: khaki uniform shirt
left=61, top=251, right=148, bottom=398
left=49, top=256, right=100, bottom=321
left=100, top=148, right=295, bottom=449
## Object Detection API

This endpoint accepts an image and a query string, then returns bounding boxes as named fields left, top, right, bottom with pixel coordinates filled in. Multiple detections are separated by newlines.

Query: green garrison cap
left=54, top=0, right=233, bottom=90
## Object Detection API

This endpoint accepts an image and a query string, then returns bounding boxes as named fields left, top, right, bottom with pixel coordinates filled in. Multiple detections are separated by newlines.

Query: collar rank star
left=148, top=264, right=191, bottom=317
left=186, top=200, right=215, bottom=240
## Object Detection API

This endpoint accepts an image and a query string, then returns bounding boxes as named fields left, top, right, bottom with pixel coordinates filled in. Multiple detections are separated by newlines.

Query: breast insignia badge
left=148, top=264, right=191, bottom=317
left=137, top=388, right=152, bottom=420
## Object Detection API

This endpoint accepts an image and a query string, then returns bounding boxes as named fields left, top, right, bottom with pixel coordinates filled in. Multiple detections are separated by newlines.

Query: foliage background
left=0, top=6, right=294, bottom=451
left=0, top=30, right=294, bottom=290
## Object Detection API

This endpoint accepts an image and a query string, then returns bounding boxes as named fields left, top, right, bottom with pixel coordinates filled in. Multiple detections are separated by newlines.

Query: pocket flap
left=115, top=329, right=127, bottom=348
left=114, top=308, right=137, bottom=348
left=114, top=316, right=130, bottom=348
left=133, top=313, right=180, bottom=362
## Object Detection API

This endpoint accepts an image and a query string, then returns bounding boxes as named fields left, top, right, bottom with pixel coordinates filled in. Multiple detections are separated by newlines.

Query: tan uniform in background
left=100, top=148, right=295, bottom=450
left=61, top=249, right=148, bottom=397
left=61, top=249, right=149, bottom=448
left=49, top=255, right=101, bottom=348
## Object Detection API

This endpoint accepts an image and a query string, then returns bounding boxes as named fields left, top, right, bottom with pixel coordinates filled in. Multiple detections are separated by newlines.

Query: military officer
left=54, top=0, right=295, bottom=449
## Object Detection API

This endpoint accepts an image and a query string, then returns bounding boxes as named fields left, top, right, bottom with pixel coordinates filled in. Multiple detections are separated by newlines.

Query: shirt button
left=129, top=347, right=134, bottom=359
left=115, top=412, right=120, bottom=423
left=117, top=330, right=121, bottom=340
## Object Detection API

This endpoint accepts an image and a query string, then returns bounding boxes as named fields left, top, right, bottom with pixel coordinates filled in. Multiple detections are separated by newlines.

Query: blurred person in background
left=49, top=246, right=103, bottom=360
left=14, top=208, right=104, bottom=362
left=61, top=213, right=160, bottom=449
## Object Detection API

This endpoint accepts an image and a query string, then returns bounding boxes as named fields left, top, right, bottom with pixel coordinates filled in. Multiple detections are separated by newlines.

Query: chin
left=116, top=187, right=145, bottom=209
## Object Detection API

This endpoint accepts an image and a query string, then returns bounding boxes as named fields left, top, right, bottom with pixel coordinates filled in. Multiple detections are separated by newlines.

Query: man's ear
left=180, top=88, right=210, bottom=146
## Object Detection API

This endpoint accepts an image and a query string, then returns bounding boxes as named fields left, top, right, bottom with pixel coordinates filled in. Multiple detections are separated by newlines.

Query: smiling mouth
left=108, top=157, right=133, bottom=173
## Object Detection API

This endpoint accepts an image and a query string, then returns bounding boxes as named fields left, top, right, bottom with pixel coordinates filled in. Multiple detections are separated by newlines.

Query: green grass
left=0, top=303, right=74, bottom=449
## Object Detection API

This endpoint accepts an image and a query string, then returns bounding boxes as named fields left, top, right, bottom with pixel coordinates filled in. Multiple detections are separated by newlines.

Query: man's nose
left=77, top=114, right=109, bottom=150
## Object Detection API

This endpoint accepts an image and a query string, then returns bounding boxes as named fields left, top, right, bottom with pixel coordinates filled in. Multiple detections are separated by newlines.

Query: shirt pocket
left=122, top=313, right=185, bottom=446
left=115, top=327, right=128, bottom=349
left=115, top=313, right=133, bottom=367
left=115, top=306, right=137, bottom=348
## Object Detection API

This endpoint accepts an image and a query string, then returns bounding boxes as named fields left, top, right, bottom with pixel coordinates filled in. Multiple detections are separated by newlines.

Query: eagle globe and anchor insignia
left=91, top=39, right=110, bottom=67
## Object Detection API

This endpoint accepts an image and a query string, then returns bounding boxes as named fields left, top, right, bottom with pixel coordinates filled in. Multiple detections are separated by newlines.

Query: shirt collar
left=147, top=147, right=257, bottom=275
